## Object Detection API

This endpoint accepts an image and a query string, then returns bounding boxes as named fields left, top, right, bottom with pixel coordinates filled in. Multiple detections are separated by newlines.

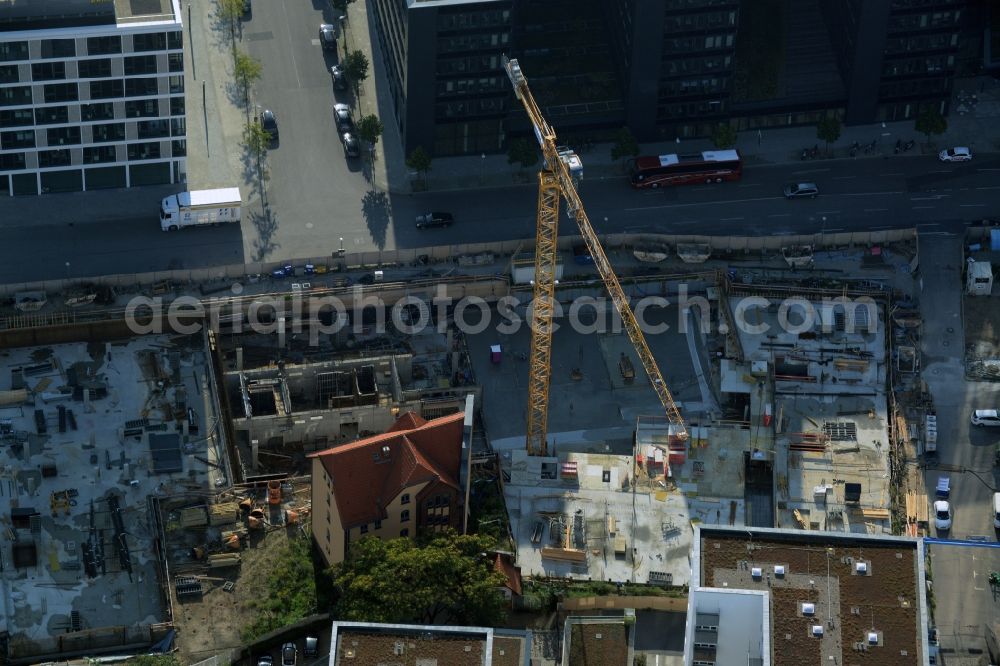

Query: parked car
left=281, top=642, right=297, bottom=666
left=256, top=657, right=272, bottom=666
left=260, top=109, right=278, bottom=142
left=241, top=0, right=252, bottom=19
left=304, top=636, right=319, bottom=658
left=933, top=500, right=952, bottom=531
left=319, top=24, right=336, bottom=51
left=415, top=212, right=454, bottom=229
left=331, top=65, right=347, bottom=90
left=334, top=103, right=353, bottom=134
left=783, top=182, right=819, bottom=199
left=938, top=146, right=972, bottom=162
left=342, top=132, right=360, bottom=158
left=972, top=409, right=1000, bottom=426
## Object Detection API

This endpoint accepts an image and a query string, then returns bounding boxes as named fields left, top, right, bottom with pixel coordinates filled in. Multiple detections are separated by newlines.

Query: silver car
left=783, top=182, right=819, bottom=199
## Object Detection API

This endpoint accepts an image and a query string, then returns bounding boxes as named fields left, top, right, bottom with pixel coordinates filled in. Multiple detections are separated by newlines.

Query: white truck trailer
left=160, top=187, right=242, bottom=231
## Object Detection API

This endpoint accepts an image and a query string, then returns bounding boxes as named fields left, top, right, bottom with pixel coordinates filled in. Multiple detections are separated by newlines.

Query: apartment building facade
left=0, top=0, right=185, bottom=196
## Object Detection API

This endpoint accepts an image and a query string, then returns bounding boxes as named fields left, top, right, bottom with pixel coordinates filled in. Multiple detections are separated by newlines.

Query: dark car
left=331, top=65, right=347, bottom=90
left=342, top=132, right=360, bottom=158
left=281, top=642, right=297, bottom=666
left=783, top=182, right=818, bottom=199
left=256, top=657, right=272, bottom=666
left=319, top=24, right=336, bottom=51
left=241, top=0, right=251, bottom=19
left=260, top=109, right=278, bottom=142
left=415, top=212, right=454, bottom=230
left=304, top=637, right=319, bottom=658
left=333, top=103, right=353, bottom=134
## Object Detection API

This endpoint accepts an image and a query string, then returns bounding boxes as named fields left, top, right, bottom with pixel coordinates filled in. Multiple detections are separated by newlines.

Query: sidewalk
left=337, top=0, right=1000, bottom=198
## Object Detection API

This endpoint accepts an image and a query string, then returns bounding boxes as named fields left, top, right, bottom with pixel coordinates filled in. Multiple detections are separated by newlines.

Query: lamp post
left=480, top=153, right=486, bottom=184
left=64, top=261, right=71, bottom=280
left=338, top=237, right=345, bottom=256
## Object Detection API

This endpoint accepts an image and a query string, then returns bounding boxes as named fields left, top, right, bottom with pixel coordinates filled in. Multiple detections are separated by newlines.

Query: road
left=1, top=155, right=998, bottom=284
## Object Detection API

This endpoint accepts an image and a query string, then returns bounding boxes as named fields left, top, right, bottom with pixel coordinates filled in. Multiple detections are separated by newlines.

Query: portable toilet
left=966, top=260, right=993, bottom=296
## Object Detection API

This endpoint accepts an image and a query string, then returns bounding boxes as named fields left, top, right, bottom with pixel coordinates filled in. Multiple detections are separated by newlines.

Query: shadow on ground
left=362, top=189, right=390, bottom=250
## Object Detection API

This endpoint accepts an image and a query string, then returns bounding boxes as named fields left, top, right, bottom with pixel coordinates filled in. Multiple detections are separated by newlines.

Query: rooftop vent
left=774, top=565, right=786, bottom=577
left=856, top=561, right=869, bottom=574
left=812, top=625, right=824, bottom=637
left=802, top=603, right=816, bottom=616
left=751, top=567, right=762, bottom=579
left=868, top=632, right=879, bottom=645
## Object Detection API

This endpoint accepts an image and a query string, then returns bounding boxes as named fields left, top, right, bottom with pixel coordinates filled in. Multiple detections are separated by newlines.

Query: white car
left=938, top=147, right=972, bottom=162
left=933, top=500, right=952, bottom=531
left=971, top=409, right=1000, bottom=426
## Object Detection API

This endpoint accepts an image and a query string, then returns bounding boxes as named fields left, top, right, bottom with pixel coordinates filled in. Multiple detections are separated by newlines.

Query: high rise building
left=0, top=0, right=185, bottom=196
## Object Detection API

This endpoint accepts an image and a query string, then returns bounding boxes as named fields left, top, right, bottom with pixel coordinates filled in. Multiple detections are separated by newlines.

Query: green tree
left=342, top=50, right=369, bottom=100
left=233, top=50, right=263, bottom=116
left=330, top=531, right=507, bottom=626
left=710, top=123, right=738, bottom=149
left=218, top=0, right=245, bottom=46
left=610, top=127, right=640, bottom=168
left=816, top=116, right=842, bottom=156
left=242, top=537, right=322, bottom=641
left=406, top=146, right=433, bottom=184
left=914, top=108, right=947, bottom=147
left=507, top=138, right=538, bottom=176
left=357, top=113, right=384, bottom=164
left=243, top=118, right=271, bottom=185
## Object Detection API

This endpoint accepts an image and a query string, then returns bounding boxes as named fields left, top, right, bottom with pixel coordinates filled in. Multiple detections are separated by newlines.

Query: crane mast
left=503, top=56, right=687, bottom=456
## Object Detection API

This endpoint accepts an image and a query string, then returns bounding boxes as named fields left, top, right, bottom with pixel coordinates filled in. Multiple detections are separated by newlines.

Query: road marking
left=720, top=217, right=745, bottom=221
left=976, top=186, right=1000, bottom=190
left=839, top=191, right=904, bottom=197
left=624, top=196, right=783, bottom=211
left=929, top=170, right=952, bottom=174
left=832, top=176, right=857, bottom=180
left=960, top=204, right=987, bottom=207
left=912, top=206, right=936, bottom=210
left=791, top=168, right=831, bottom=174
left=767, top=214, right=792, bottom=218
left=879, top=172, right=905, bottom=177
left=864, top=208, right=889, bottom=212
left=977, top=168, right=1000, bottom=171
left=911, top=195, right=949, bottom=200
left=816, top=211, right=842, bottom=215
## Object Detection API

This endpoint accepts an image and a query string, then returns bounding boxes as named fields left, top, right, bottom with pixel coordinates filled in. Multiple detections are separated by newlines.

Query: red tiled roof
left=309, top=411, right=465, bottom=528
left=494, top=553, right=522, bottom=596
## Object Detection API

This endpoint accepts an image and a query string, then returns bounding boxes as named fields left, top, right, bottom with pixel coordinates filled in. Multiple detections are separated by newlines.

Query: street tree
left=243, top=118, right=271, bottom=183
left=915, top=108, right=947, bottom=147
left=710, top=123, right=738, bottom=149
left=507, top=138, right=538, bottom=176
left=406, top=146, right=433, bottom=185
left=610, top=127, right=640, bottom=168
left=816, top=116, right=842, bottom=156
left=218, top=0, right=244, bottom=47
left=357, top=113, right=384, bottom=162
left=330, top=531, right=507, bottom=626
left=233, top=50, right=263, bottom=117
left=342, top=50, right=369, bottom=100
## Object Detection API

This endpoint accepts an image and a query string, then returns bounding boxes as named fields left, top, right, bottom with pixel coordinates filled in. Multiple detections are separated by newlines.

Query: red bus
left=630, top=149, right=742, bottom=188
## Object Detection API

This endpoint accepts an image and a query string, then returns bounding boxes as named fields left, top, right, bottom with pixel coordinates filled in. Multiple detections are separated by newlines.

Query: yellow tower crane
left=503, top=56, right=688, bottom=456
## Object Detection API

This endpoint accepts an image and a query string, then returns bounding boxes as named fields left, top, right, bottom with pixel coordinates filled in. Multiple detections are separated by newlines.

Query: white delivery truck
left=160, top=187, right=242, bottom=231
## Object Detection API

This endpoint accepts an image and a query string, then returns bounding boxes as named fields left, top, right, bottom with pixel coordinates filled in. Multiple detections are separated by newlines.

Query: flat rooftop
left=0, top=334, right=223, bottom=659
left=692, top=527, right=926, bottom=666
left=0, top=0, right=177, bottom=31
left=330, top=621, right=530, bottom=666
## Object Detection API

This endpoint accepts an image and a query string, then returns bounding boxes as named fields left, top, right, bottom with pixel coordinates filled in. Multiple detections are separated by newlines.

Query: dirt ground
left=964, top=293, right=1000, bottom=377
left=172, top=523, right=304, bottom=664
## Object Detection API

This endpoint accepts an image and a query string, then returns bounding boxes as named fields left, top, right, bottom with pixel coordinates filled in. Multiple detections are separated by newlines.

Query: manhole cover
left=947, top=327, right=954, bottom=334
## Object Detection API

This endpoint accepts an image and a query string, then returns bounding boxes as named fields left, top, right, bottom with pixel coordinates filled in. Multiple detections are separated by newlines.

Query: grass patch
left=241, top=535, right=326, bottom=642
left=732, top=0, right=786, bottom=101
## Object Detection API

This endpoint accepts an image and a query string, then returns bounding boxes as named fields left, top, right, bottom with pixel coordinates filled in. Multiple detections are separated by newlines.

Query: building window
left=326, top=528, right=330, bottom=543
left=400, top=528, right=409, bottom=538
left=171, top=139, right=186, bottom=157
left=128, top=142, right=161, bottom=161
left=78, top=59, right=112, bottom=78
left=169, top=53, right=184, bottom=72
left=124, top=55, right=158, bottom=76
left=133, top=33, right=167, bottom=52
left=1, top=130, right=34, bottom=150
left=0, top=109, right=33, bottom=127
left=32, top=62, right=66, bottom=81
left=170, top=97, right=185, bottom=116
left=360, top=524, right=368, bottom=534
left=401, top=510, right=410, bottom=522
left=126, top=100, right=159, bottom=118
left=167, top=31, right=183, bottom=50
left=0, top=153, right=26, bottom=171
left=168, top=76, right=184, bottom=94
left=0, top=86, right=32, bottom=107
left=47, top=127, right=80, bottom=146
left=35, top=106, right=68, bottom=125
left=0, top=42, right=29, bottom=62
left=87, top=36, right=121, bottom=55
left=0, top=65, right=19, bottom=84
left=170, top=118, right=185, bottom=136
left=125, top=78, right=159, bottom=98
left=374, top=519, right=382, bottom=529
left=44, top=83, right=78, bottom=103
left=92, top=123, right=126, bottom=143
left=83, top=146, right=117, bottom=164
left=38, top=149, right=71, bottom=167
left=82, top=103, right=115, bottom=122
left=401, top=493, right=410, bottom=505
left=90, top=80, right=124, bottom=99
left=40, top=39, right=75, bottom=59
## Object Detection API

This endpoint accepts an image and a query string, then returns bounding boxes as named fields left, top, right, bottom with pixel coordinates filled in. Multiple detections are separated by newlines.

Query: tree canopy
left=330, top=531, right=507, bottom=626
left=610, top=127, right=640, bottom=163
left=356, top=114, right=384, bottom=147
left=915, top=109, right=947, bottom=144
left=342, top=50, right=369, bottom=99
left=507, top=138, right=538, bottom=172
left=816, top=116, right=842, bottom=153
left=406, top=146, right=433, bottom=180
left=710, top=123, right=738, bottom=149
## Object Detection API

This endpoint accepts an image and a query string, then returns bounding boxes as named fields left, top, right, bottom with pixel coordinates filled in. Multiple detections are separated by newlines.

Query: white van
left=993, top=493, right=1000, bottom=529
